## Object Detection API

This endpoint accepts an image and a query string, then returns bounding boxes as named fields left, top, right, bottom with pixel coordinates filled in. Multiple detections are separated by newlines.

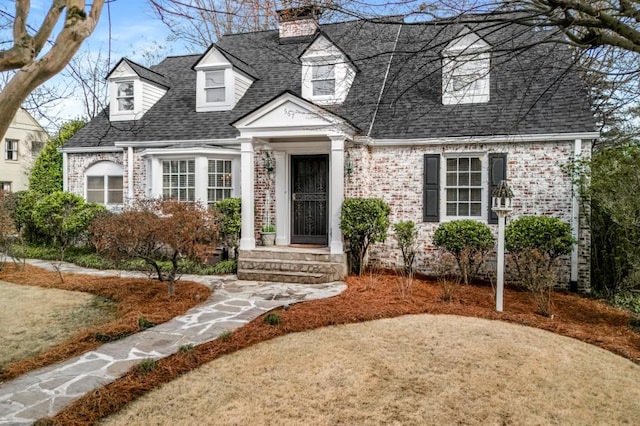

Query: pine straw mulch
left=41, top=273, right=640, bottom=426
left=0, top=263, right=211, bottom=383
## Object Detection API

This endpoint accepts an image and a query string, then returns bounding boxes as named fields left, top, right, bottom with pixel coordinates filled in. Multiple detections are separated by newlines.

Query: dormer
left=442, top=29, right=491, bottom=105
left=106, top=58, right=169, bottom=121
left=300, top=33, right=357, bottom=106
left=193, top=45, right=256, bottom=112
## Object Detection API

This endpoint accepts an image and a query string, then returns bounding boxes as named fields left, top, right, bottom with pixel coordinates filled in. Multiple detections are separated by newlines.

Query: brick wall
left=349, top=141, right=591, bottom=292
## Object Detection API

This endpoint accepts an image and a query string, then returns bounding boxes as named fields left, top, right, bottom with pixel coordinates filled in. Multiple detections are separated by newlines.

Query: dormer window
left=300, top=34, right=356, bottom=106
left=312, top=64, right=335, bottom=96
left=205, top=70, right=226, bottom=103
left=107, top=58, right=168, bottom=121
left=442, top=30, right=491, bottom=105
left=116, top=81, right=135, bottom=111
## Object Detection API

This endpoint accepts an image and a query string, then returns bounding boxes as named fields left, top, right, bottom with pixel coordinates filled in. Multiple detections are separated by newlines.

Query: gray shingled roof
left=65, top=15, right=595, bottom=149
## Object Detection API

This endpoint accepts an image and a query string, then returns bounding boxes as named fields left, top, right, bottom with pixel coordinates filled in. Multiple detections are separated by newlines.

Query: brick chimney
left=277, top=6, right=321, bottom=39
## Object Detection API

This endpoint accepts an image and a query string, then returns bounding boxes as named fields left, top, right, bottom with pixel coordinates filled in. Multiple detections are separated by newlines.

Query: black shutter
left=423, top=154, right=440, bottom=222
left=488, top=153, right=507, bottom=224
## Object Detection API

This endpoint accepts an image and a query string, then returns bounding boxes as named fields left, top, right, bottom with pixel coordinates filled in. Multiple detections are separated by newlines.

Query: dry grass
left=0, top=264, right=210, bottom=382
left=0, top=281, right=116, bottom=370
left=43, top=274, right=640, bottom=425
left=104, top=315, right=640, bottom=425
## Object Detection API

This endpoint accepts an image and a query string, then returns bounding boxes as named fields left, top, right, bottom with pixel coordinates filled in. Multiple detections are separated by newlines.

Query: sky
left=13, top=0, right=188, bottom=127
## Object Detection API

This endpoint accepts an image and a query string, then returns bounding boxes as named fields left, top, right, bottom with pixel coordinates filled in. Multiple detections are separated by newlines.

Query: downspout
left=368, top=23, right=403, bottom=137
left=127, top=147, right=134, bottom=203
left=570, top=138, right=581, bottom=292
left=62, top=152, right=68, bottom=192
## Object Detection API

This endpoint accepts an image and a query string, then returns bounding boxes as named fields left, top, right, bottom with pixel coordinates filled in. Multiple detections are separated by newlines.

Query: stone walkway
left=0, top=259, right=346, bottom=425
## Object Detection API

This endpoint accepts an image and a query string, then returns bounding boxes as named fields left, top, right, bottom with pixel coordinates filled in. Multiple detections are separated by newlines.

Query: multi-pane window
left=445, top=157, right=482, bottom=217
left=162, top=160, right=195, bottom=201
left=5, top=139, right=18, bottom=161
left=117, top=81, right=134, bottom=111
left=443, top=53, right=490, bottom=104
left=1, top=182, right=11, bottom=193
left=205, top=70, right=225, bottom=103
left=207, top=159, right=232, bottom=206
left=312, top=64, right=335, bottom=96
left=87, top=176, right=124, bottom=204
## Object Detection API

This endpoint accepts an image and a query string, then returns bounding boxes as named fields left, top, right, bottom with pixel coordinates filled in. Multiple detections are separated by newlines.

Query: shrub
left=214, top=198, right=241, bottom=258
left=264, top=312, right=281, bottom=325
left=209, top=259, right=237, bottom=275
left=393, top=221, right=418, bottom=276
left=91, top=199, right=219, bottom=295
left=340, top=198, right=390, bottom=275
left=433, top=220, right=494, bottom=285
left=9, top=190, right=44, bottom=244
left=505, top=216, right=574, bottom=316
left=0, top=192, right=17, bottom=266
left=31, top=192, right=107, bottom=268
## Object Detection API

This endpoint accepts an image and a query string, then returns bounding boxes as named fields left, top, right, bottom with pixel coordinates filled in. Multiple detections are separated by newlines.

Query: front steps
left=237, top=247, right=348, bottom=284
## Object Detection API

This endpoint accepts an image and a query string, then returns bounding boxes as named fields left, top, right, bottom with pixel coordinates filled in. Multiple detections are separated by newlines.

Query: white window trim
left=147, top=153, right=240, bottom=205
left=440, top=152, right=488, bottom=222
left=301, top=56, right=353, bottom=105
left=109, top=78, right=142, bottom=121
left=5, top=139, right=18, bottom=161
left=196, top=66, right=235, bottom=112
left=85, top=161, right=124, bottom=207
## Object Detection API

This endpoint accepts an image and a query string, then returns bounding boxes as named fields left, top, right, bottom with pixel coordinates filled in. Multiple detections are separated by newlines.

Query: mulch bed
left=0, top=263, right=211, bottom=383
left=41, top=273, right=640, bottom=425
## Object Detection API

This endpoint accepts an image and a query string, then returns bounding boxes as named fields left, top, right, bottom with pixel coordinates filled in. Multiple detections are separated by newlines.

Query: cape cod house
left=62, top=8, right=597, bottom=290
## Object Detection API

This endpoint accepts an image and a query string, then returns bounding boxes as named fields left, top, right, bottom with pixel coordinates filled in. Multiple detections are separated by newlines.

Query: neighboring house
left=1, top=108, right=48, bottom=192
left=62, top=8, right=597, bottom=290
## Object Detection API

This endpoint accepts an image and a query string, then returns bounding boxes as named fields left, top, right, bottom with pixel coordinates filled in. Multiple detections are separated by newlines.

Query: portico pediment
left=232, top=91, right=357, bottom=135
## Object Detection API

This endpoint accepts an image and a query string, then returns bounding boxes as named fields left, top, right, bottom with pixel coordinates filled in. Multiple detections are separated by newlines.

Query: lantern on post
left=491, top=180, right=514, bottom=312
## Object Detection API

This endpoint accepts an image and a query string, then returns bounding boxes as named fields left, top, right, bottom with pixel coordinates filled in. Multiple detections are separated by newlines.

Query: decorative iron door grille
left=291, top=155, right=329, bottom=245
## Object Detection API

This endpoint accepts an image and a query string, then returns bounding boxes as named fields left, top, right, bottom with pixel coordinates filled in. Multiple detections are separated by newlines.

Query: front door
left=291, top=155, right=329, bottom=245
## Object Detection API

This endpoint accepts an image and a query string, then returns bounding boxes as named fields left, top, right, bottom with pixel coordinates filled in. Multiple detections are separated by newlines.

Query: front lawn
left=0, top=263, right=210, bottom=383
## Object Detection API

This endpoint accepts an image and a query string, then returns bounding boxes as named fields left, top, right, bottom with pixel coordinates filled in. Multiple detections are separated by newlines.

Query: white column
left=570, top=139, right=582, bottom=289
left=329, top=135, right=345, bottom=254
left=239, top=140, right=255, bottom=250
left=62, top=152, right=68, bottom=192
left=274, top=151, right=288, bottom=246
left=496, top=212, right=506, bottom=312
left=127, top=147, right=134, bottom=202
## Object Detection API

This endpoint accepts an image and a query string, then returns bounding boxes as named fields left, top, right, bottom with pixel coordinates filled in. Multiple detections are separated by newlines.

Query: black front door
left=291, top=155, right=329, bottom=245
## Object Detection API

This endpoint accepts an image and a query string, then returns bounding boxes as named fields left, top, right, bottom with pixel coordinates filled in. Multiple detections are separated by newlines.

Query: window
left=5, top=139, right=18, bottom=161
left=424, top=153, right=505, bottom=222
left=204, top=70, right=225, bottom=103
left=162, top=160, right=195, bottom=201
left=87, top=176, right=124, bottom=204
left=207, top=159, right=232, bottom=206
left=117, top=81, right=134, bottom=111
left=445, top=157, right=483, bottom=217
left=0, top=182, right=11, bottom=193
left=311, top=64, right=335, bottom=96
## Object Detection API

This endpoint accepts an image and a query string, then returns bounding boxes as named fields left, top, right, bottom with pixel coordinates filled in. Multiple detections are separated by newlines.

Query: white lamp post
left=491, top=180, right=514, bottom=312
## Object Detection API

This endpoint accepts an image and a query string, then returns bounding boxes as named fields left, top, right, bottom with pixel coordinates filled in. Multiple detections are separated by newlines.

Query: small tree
left=393, top=221, right=418, bottom=275
left=214, top=197, right=241, bottom=258
left=506, top=216, right=574, bottom=316
left=29, top=120, right=85, bottom=195
left=340, top=198, right=390, bottom=276
left=433, top=220, right=494, bottom=285
left=91, top=199, right=219, bottom=295
left=0, top=192, right=17, bottom=269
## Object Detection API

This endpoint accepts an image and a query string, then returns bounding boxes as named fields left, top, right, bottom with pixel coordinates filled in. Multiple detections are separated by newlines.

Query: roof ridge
left=123, top=57, right=167, bottom=79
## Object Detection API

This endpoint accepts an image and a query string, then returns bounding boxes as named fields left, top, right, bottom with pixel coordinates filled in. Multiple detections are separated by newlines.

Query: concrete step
left=238, top=258, right=344, bottom=276
left=238, top=249, right=346, bottom=264
left=237, top=269, right=328, bottom=284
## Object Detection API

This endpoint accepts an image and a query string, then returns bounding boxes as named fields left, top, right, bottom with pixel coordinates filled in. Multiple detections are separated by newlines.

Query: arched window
left=85, top=161, right=124, bottom=205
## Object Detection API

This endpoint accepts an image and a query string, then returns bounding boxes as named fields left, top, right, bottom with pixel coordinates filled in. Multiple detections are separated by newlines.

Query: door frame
left=289, top=154, right=329, bottom=245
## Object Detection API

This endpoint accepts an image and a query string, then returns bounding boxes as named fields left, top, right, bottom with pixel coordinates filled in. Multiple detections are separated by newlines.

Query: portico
left=232, top=92, right=357, bottom=256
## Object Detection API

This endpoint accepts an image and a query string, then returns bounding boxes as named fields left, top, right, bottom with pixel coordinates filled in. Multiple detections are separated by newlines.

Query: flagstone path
left=0, top=259, right=346, bottom=425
